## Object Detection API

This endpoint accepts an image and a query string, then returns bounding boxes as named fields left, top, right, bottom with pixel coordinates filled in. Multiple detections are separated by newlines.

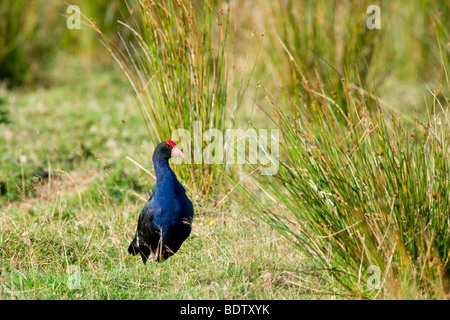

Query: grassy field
left=1, top=0, right=449, bottom=300
left=0, top=57, right=315, bottom=300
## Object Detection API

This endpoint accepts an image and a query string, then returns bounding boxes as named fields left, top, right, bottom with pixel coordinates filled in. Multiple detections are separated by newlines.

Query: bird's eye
left=166, top=144, right=170, bottom=148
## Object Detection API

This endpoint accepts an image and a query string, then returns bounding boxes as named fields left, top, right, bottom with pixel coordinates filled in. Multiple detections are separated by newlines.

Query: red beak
left=171, top=146, right=185, bottom=159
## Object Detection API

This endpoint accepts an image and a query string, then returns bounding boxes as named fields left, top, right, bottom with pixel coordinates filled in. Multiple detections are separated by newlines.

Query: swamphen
left=128, top=140, right=194, bottom=264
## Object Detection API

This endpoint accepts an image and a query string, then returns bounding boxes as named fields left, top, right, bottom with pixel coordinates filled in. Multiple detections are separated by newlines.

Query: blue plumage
left=128, top=140, right=194, bottom=264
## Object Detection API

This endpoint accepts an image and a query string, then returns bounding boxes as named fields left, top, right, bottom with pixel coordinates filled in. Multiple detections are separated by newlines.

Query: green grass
left=0, top=57, right=141, bottom=203
left=237, top=89, right=450, bottom=299
left=228, top=0, right=450, bottom=299
left=0, top=195, right=308, bottom=299
left=232, top=0, right=450, bottom=298
left=1, top=0, right=450, bottom=300
left=0, top=56, right=310, bottom=300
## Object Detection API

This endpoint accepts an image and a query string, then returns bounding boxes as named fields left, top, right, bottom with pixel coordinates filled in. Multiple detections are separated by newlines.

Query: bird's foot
left=148, top=251, right=160, bottom=264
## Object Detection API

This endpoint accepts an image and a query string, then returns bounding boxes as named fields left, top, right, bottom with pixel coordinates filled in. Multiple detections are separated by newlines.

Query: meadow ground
left=1, top=0, right=449, bottom=300
left=0, top=57, right=323, bottom=300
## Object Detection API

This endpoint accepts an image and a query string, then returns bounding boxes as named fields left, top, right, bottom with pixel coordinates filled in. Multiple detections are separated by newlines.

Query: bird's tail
left=127, top=237, right=138, bottom=255
left=128, top=236, right=150, bottom=264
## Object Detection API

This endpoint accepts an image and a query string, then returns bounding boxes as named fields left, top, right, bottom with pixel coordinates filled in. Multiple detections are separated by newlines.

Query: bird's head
left=153, top=140, right=185, bottom=160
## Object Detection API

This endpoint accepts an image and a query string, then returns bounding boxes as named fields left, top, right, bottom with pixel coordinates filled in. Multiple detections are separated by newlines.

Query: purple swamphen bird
left=128, top=140, right=194, bottom=264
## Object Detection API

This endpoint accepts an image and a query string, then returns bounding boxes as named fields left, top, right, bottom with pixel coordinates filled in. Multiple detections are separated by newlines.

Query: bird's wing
left=128, top=194, right=161, bottom=263
left=137, top=194, right=153, bottom=227
left=137, top=195, right=162, bottom=244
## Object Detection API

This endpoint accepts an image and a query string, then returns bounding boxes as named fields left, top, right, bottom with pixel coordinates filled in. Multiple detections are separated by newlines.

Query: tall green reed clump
left=238, top=47, right=449, bottom=301
left=269, top=0, right=382, bottom=117
left=242, top=87, right=449, bottom=298
left=91, top=0, right=230, bottom=196
left=235, top=0, right=450, bottom=298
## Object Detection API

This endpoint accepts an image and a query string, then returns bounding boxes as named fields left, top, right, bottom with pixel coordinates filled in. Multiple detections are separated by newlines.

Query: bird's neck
left=153, top=156, right=174, bottom=182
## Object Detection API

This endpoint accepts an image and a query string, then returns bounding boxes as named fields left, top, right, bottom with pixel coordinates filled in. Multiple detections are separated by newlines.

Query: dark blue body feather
left=128, top=149, right=194, bottom=263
